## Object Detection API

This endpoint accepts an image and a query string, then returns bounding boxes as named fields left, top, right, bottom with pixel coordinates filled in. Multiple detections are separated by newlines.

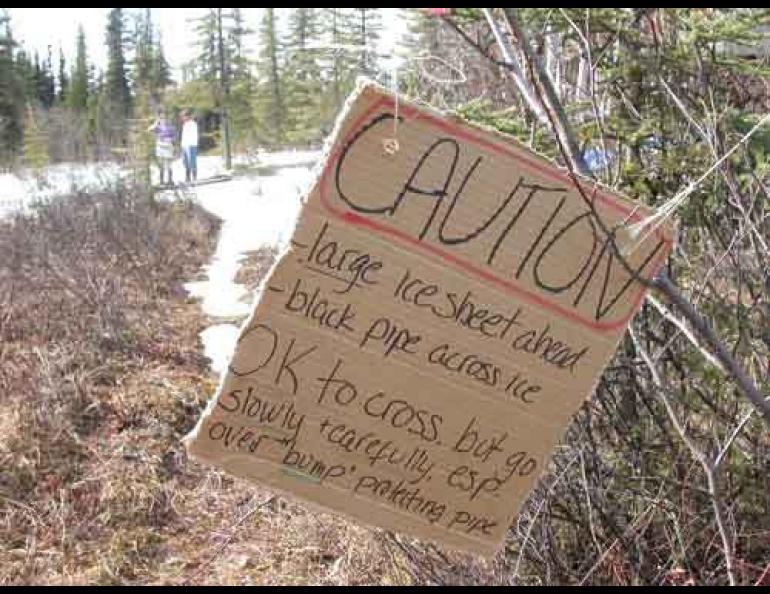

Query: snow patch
left=183, top=152, right=319, bottom=372
left=0, top=162, right=125, bottom=218
left=0, top=150, right=320, bottom=374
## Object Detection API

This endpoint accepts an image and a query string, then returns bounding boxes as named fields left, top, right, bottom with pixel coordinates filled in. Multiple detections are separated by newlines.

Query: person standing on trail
left=181, top=110, right=199, bottom=183
left=147, top=110, right=176, bottom=187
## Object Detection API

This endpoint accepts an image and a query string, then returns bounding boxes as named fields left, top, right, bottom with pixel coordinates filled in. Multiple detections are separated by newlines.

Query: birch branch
left=480, top=8, right=546, bottom=122
left=480, top=7, right=770, bottom=427
left=629, top=328, right=738, bottom=586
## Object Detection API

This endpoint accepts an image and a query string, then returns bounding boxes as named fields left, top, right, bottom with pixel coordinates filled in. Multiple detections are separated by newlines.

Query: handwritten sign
left=184, top=83, right=674, bottom=556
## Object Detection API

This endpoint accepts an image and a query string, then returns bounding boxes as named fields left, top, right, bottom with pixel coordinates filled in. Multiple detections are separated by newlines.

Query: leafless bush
left=0, top=190, right=406, bottom=585
left=0, top=189, right=219, bottom=584
left=46, top=107, right=92, bottom=163
left=386, top=9, right=770, bottom=585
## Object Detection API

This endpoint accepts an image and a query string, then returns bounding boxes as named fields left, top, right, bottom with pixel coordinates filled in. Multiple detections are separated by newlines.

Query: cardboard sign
left=184, top=83, right=674, bottom=556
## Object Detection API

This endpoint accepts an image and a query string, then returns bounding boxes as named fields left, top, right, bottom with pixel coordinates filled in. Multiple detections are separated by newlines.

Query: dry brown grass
left=0, top=190, right=415, bottom=585
left=4, top=186, right=764, bottom=586
left=233, top=247, right=278, bottom=296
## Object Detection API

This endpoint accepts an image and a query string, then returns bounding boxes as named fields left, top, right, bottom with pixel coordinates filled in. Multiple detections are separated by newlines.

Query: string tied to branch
left=623, top=111, right=770, bottom=255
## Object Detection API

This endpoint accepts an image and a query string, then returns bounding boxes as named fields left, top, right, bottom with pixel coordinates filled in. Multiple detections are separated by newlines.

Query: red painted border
left=318, top=96, right=673, bottom=333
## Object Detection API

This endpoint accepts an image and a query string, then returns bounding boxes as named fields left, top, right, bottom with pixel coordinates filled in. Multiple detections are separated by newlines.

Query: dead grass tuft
left=0, top=190, right=422, bottom=585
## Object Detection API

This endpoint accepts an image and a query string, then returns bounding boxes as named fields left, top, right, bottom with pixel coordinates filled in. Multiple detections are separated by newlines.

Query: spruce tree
left=67, top=25, right=89, bottom=112
left=254, top=7, right=284, bottom=147
left=87, top=71, right=103, bottom=157
left=104, top=8, right=131, bottom=115
left=128, top=84, right=154, bottom=189
left=320, top=8, right=358, bottom=125
left=22, top=106, right=49, bottom=173
left=102, top=7, right=131, bottom=147
left=17, top=51, right=40, bottom=105
left=225, top=8, right=255, bottom=151
left=0, top=10, right=24, bottom=160
left=190, top=8, right=254, bottom=159
left=57, top=47, right=68, bottom=104
left=40, top=46, right=56, bottom=108
left=215, top=8, right=232, bottom=167
left=31, top=52, right=47, bottom=106
left=352, top=8, right=383, bottom=79
left=284, top=8, right=323, bottom=144
left=133, top=8, right=154, bottom=92
left=192, top=9, right=218, bottom=82
left=228, top=8, right=252, bottom=80
left=151, top=34, right=172, bottom=93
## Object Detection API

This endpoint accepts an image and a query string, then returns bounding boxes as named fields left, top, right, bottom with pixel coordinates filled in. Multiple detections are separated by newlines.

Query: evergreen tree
left=87, top=71, right=103, bottom=157
left=40, top=46, right=55, bottom=108
left=58, top=46, right=68, bottom=104
left=215, top=8, right=233, bottom=167
left=320, top=8, right=358, bottom=124
left=67, top=26, right=89, bottom=112
left=30, top=52, right=45, bottom=106
left=225, top=9, right=255, bottom=151
left=352, top=8, right=383, bottom=78
left=284, top=8, right=324, bottom=144
left=15, top=50, right=42, bottom=113
left=25, top=52, right=49, bottom=107
left=105, top=8, right=131, bottom=113
left=132, top=9, right=171, bottom=106
left=0, top=9, right=24, bottom=160
left=102, top=7, right=131, bottom=147
left=22, top=106, right=49, bottom=173
left=254, top=7, right=284, bottom=147
left=133, top=8, right=154, bottom=91
left=189, top=8, right=254, bottom=159
left=192, top=9, right=218, bottom=81
left=228, top=8, right=252, bottom=80
left=150, top=33, right=172, bottom=92
left=127, top=84, right=154, bottom=188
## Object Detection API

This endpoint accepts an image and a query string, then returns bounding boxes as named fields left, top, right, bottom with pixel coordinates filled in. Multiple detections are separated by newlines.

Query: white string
left=623, top=111, right=770, bottom=254
left=295, top=42, right=467, bottom=87
left=411, top=54, right=467, bottom=86
left=392, top=61, right=399, bottom=138
left=300, top=43, right=468, bottom=155
left=383, top=62, right=401, bottom=155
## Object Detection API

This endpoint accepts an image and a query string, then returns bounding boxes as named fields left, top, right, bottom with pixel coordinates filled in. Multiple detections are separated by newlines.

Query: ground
left=0, top=185, right=408, bottom=585
left=0, top=159, right=427, bottom=585
left=0, top=156, right=507, bottom=585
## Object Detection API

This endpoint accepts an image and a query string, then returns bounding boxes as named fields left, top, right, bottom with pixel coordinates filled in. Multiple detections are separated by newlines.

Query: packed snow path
left=179, top=152, right=319, bottom=374
left=0, top=151, right=319, bottom=375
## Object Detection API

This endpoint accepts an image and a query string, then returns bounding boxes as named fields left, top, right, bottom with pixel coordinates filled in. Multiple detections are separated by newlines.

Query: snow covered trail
left=0, top=151, right=319, bottom=374
left=0, top=162, right=126, bottom=218
left=0, top=151, right=317, bottom=218
left=180, top=151, right=319, bottom=374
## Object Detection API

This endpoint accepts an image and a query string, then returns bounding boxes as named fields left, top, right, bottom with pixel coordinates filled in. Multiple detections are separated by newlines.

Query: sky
left=7, top=8, right=409, bottom=78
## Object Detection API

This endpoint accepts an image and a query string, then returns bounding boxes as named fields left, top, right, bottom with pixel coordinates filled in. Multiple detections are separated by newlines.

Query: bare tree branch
left=479, top=7, right=770, bottom=428
left=629, top=328, right=738, bottom=586
left=502, top=8, right=591, bottom=175
left=480, top=9, right=546, bottom=122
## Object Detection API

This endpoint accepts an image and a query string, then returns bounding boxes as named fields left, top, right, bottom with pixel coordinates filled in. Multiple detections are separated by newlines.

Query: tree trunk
left=217, top=8, right=232, bottom=169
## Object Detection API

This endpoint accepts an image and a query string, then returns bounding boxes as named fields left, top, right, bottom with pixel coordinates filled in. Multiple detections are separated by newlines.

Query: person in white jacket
left=180, top=110, right=199, bottom=183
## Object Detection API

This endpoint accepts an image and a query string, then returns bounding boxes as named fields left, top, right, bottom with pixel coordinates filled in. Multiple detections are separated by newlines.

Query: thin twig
left=629, top=328, right=738, bottom=586
left=478, top=9, right=770, bottom=427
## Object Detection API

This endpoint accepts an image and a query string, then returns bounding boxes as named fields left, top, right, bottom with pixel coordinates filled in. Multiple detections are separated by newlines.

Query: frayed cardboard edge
left=180, top=76, right=671, bottom=558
